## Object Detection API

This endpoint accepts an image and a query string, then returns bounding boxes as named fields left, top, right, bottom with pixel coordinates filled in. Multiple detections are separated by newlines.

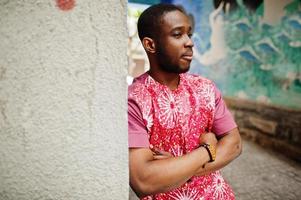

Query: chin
left=178, top=65, right=190, bottom=73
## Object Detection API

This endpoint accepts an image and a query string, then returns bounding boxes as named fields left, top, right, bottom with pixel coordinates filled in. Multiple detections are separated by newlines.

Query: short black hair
left=137, top=3, right=186, bottom=41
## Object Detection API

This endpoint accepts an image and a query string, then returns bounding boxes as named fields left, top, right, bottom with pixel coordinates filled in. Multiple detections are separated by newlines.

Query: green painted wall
left=222, top=0, right=301, bottom=108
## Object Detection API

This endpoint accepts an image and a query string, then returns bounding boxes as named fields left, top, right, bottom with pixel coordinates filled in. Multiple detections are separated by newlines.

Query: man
left=128, top=3, right=242, bottom=200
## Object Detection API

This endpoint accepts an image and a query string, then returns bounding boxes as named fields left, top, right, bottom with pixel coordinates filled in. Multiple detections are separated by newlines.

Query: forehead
left=160, top=10, right=191, bottom=31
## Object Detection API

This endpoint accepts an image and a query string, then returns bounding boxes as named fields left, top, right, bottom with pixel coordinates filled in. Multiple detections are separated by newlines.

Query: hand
left=199, top=132, right=217, bottom=147
left=151, top=147, right=173, bottom=160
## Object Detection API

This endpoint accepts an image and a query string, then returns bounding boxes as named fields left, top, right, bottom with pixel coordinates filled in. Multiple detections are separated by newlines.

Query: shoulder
left=183, top=73, right=214, bottom=85
left=128, top=73, right=149, bottom=97
left=128, top=73, right=153, bottom=105
left=183, top=73, right=217, bottom=109
left=183, top=73, right=215, bottom=90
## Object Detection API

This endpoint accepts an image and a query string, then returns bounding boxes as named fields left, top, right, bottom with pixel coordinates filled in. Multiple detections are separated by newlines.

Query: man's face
left=155, top=10, right=194, bottom=74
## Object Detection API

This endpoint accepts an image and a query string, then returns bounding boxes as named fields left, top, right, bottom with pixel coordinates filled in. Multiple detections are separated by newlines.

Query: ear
left=142, top=37, right=156, bottom=54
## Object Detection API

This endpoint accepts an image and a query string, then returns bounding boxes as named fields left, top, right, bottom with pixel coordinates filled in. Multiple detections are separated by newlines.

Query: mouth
left=182, top=49, right=193, bottom=61
left=182, top=52, right=193, bottom=61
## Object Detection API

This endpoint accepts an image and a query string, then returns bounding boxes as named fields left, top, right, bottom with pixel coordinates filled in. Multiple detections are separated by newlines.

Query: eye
left=188, top=33, right=193, bottom=38
left=172, top=32, right=182, bottom=38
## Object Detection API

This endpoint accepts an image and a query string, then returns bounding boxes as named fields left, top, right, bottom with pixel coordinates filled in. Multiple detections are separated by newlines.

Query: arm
left=129, top=146, right=210, bottom=198
left=128, top=94, right=216, bottom=197
left=195, top=127, right=242, bottom=176
left=128, top=91, right=217, bottom=197
left=193, top=83, right=242, bottom=175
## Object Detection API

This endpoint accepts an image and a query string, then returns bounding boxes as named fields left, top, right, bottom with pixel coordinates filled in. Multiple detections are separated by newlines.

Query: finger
left=153, top=155, right=171, bottom=160
left=152, top=148, right=172, bottom=156
left=151, top=149, right=162, bottom=155
left=157, top=150, right=173, bottom=157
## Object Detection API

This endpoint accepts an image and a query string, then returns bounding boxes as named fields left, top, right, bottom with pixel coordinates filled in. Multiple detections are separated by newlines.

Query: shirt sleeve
left=212, top=84, right=237, bottom=136
left=128, top=98, right=150, bottom=148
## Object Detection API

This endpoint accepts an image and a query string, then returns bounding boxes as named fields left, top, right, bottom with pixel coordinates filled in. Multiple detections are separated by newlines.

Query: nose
left=184, top=35, right=194, bottom=48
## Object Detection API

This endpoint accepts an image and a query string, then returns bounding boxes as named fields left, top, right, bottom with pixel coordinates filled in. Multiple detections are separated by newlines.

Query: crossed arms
left=129, top=127, right=242, bottom=198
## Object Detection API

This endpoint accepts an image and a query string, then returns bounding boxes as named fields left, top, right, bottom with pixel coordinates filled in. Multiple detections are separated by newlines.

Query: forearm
left=195, top=128, right=242, bottom=176
left=130, top=147, right=209, bottom=197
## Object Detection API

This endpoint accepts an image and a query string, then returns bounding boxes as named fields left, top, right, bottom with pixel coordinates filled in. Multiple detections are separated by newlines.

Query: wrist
left=200, top=143, right=216, bottom=162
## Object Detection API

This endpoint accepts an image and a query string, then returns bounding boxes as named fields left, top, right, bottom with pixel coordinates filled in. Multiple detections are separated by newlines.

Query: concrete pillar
left=0, top=0, right=128, bottom=199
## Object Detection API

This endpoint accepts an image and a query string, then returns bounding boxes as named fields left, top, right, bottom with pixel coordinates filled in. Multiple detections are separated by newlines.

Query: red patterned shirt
left=128, top=72, right=237, bottom=200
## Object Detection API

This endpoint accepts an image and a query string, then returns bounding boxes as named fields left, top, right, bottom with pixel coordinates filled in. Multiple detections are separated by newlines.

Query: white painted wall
left=0, top=0, right=128, bottom=199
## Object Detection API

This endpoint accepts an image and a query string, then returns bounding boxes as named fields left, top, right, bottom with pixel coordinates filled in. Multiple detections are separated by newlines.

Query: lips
left=182, top=51, right=193, bottom=61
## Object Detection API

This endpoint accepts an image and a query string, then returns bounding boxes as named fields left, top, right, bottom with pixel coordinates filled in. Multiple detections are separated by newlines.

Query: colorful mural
left=128, top=0, right=301, bottom=109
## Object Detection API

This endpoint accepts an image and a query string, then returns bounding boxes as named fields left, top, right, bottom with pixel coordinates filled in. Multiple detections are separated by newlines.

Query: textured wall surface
left=226, top=97, right=301, bottom=162
left=0, top=0, right=128, bottom=199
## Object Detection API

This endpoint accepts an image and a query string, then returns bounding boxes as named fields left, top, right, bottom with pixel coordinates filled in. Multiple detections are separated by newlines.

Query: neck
left=148, top=69, right=180, bottom=91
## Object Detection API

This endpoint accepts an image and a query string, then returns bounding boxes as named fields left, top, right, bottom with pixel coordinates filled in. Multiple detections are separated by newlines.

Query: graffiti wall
left=128, top=0, right=301, bottom=109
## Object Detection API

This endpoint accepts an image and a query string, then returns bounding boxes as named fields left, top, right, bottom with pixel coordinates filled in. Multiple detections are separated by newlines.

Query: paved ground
left=129, top=138, right=301, bottom=200
left=222, top=138, right=301, bottom=200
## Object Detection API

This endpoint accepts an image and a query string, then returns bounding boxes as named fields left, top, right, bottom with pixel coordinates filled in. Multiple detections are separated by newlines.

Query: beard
left=156, top=45, right=190, bottom=74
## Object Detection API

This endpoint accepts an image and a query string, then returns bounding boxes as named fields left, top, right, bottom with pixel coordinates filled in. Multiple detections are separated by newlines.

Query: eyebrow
left=171, top=26, right=192, bottom=32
